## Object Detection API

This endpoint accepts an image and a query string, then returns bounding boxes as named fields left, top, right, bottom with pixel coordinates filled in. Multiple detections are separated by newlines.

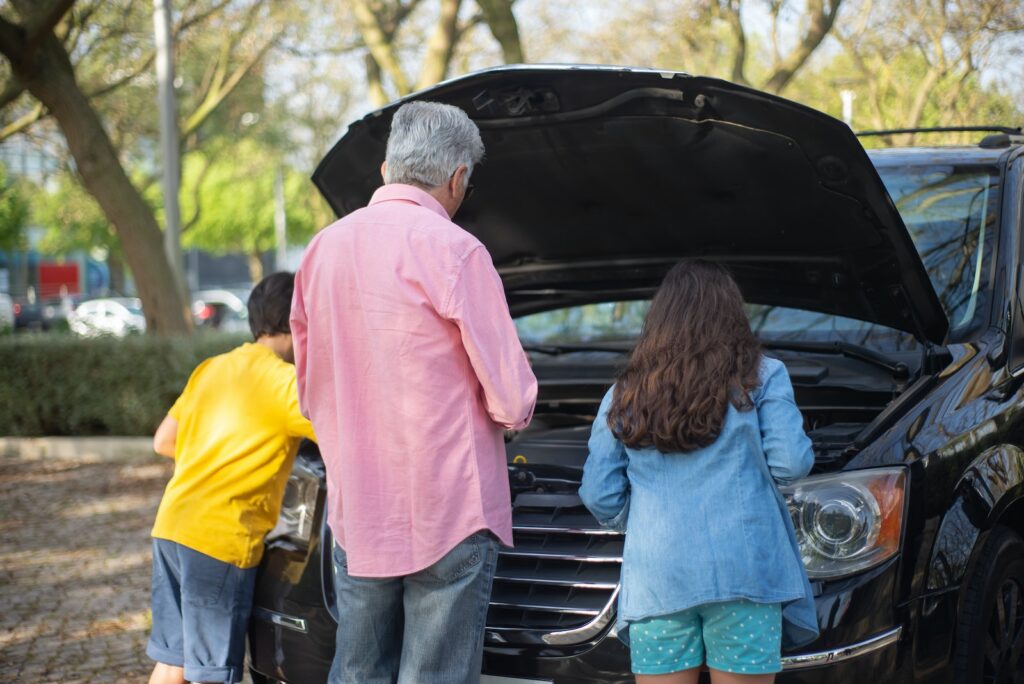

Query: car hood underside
left=314, top=65, right=949, bottom=344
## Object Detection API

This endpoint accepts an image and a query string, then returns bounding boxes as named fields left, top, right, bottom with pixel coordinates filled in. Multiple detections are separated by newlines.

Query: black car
left=13, top=295, right=72, bottom=332
left=249, top=66, right=1024, bottom=683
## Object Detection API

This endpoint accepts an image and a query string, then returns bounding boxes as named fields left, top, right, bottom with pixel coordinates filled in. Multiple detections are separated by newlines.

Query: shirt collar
left=368, top=183, right=450, bottom=220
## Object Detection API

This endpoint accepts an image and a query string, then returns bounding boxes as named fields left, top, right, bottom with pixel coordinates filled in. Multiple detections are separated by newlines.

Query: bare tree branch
left=365, top=52, right=389, bottom=107
left=0, top=76, right=25, bottom=110
left=477, top=0, right=525, bottom=63
left=22, top=0, right=77, bottom=62
left=181, top=152, right=216, bottom=234
left=716, top=0, right=748, bottom=85
left=352, top=0, right=412, bottom=95
left=416, top=0, right=462, bottom=90
left=762, top=0, right=843, bottom=94
left=0, top=100, right=44, bottom=141
left=182, top=33, right=277, bottom=137
left=0, top=15, right=29, bottom=67
left=177, top=0, right=234, bottom=36
left=86, top=51, right=154, bottom=98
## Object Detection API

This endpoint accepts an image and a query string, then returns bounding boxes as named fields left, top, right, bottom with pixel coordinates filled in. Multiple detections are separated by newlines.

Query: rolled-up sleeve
left=580, top=388, right=630, bottom=532
left=756, top=359, right=814, bottom=485
left=444, top=246, right=538, bottom=430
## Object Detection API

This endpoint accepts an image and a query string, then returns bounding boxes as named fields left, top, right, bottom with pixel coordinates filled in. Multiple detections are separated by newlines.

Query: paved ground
left=0, top=444, right=252, bottom=683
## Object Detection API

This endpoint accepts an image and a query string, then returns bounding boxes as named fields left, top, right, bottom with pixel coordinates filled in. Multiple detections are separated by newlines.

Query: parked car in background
left=192, top=288, right=249, bottom=333
left=68, top=297, right=146, bottom=337
left=0, top=293, right=13, bottom=332
left=13, top=294, right=74, bottom=332
left=249, top=66, right=1024, bottom=684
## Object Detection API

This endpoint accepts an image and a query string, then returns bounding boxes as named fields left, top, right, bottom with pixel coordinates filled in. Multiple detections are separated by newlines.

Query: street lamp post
left=840, top=89, right=856, bottom=128
left=274, top=168, right=287, bottom=271
left=153, top=0, right=186, bottom=299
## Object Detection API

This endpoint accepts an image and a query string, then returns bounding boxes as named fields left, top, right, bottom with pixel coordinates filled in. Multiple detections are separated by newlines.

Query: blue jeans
left=329, top=531, right=499, bottom=684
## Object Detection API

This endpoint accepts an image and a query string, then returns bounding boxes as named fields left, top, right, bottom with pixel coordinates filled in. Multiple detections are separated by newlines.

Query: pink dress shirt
left=291, top=184, right=538, bottom=577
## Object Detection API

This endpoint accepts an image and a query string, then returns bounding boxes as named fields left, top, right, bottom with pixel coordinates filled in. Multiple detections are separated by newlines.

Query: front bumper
left=251, top=528, right=912, bottom=684
left=251, top=607, right=902, bottom=684
left=782, top=627, right=901, bottom=671
left=478, top=627, right=903, bottom=684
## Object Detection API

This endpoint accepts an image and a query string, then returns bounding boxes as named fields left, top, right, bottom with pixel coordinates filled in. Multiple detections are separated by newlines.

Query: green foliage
left=179, top=139, right=320, bottom=256
left=0, top=163, right=29, bottom=252
left=32, top=171, right=121, bottom=257
left=789, top=50, right=1023, bottom=146
left=0, top=333, right=247, bottom=436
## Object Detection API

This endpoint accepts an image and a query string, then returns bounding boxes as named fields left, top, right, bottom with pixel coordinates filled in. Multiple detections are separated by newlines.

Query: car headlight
left=781, top=467, right=906, bottom=580
left=265, top=459, right=321, bottom=547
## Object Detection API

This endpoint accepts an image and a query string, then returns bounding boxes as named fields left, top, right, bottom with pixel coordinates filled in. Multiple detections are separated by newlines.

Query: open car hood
left=313, top=65, right=948, bottom=343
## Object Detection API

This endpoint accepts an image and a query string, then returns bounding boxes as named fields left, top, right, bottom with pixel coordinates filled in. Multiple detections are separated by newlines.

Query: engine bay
left=506, top=349, right=914, bottom=486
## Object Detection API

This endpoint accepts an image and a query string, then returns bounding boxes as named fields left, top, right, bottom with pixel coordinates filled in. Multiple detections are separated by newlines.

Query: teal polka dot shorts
left=628, top=599, right=783, bottom=676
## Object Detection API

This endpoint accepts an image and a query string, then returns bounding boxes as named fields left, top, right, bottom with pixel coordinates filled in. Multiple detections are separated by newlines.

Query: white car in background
left=69, top=297, right=146, bottom=337
left=0, top=293, right=13, bottom=332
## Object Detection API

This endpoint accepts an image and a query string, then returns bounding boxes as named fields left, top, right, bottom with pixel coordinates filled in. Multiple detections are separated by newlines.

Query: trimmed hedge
left=0, top=333, right=248, bottom=436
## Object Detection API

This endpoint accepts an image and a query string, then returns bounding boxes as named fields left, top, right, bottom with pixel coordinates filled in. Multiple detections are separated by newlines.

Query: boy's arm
left=153, top=415, right=178, bottom=458
left=285, top=376, right=317, bottom=442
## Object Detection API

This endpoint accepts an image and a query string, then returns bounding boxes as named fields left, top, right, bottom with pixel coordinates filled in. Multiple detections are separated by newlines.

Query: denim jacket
left=579, top=357, right=820, bottom=650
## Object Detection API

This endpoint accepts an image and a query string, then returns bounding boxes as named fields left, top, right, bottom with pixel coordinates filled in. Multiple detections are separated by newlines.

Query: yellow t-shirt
left=152, top=342, right=316, bottom=568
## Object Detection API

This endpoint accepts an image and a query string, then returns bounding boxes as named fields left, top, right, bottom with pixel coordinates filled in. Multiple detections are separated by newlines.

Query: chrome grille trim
left=493, top=575, right=619, bottom=590
left=512, top=524, right=623, bottom=537
left=542, top=587, right=620, bottom=645
left=489, top=600, right=601, bottom=617
left=499, top=550, right=622, bottom=563
left=487, top=488, right=623, bottom=644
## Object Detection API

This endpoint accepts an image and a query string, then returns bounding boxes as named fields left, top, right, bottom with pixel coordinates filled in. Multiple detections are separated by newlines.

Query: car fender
left=925, top=443, right=1024, bottom=591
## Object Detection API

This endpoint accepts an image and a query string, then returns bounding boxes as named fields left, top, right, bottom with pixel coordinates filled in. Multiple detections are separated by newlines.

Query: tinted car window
left=881, top=164, right=1000, bottom=335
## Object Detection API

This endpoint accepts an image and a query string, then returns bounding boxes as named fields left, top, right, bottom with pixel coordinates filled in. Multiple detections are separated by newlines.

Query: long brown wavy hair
left=608, top=260, right=762, bottom=453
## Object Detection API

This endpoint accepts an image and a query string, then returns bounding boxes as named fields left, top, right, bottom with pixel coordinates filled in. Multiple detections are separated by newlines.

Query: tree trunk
left=416, top=0, right=462, bottom=90
left=477, top=0, right=525, bottom=63
left=898, top=65, right=943, bottom=145
left=762, top=0, right=843, bottom=95
left=351, top=0, right=412, bottom=96
left=365, top=53, right=389, bottom=107
left=10, top=33, right=191, bottom=335
left=247, top=252, right=264, bottom=283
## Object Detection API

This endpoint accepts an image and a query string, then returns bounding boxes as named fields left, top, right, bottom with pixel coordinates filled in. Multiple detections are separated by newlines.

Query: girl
left=579, top=260, right=819, bottom=684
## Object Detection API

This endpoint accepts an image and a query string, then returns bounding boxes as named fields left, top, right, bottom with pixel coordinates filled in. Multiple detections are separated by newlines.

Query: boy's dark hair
left=248, top=272, right=294, bottom=340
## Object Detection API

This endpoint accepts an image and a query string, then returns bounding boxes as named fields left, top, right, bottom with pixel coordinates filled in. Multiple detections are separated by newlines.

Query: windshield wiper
left=522, top=342, right=633, bottom=356
left=762, top=340, right=911, bottom=380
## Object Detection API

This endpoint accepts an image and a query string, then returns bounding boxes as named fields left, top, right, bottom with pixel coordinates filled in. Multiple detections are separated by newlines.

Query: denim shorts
left=629, top=599, right=783, bottom=675
left=147, top=538, right=258, bottom=684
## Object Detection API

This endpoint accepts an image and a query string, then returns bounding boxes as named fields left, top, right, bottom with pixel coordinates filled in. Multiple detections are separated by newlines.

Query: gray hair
left=384, top=101, right=485, bottom=189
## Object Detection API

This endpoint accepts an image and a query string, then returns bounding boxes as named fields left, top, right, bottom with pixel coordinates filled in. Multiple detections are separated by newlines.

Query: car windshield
left=124, top=302, right=143, bottom=315
left=516, top=163, right=1001, bottom=351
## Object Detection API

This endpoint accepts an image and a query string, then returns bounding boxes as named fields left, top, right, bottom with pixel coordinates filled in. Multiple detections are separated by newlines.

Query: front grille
left=486, top=491, right=623, bottom=641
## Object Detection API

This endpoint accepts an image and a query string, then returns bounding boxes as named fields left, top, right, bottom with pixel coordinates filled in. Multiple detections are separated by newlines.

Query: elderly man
left=291, top=101, right=538, bottom=684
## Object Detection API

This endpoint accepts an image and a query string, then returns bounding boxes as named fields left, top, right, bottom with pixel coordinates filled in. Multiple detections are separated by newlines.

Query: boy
left=147, top=272, right=315, bottom=684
